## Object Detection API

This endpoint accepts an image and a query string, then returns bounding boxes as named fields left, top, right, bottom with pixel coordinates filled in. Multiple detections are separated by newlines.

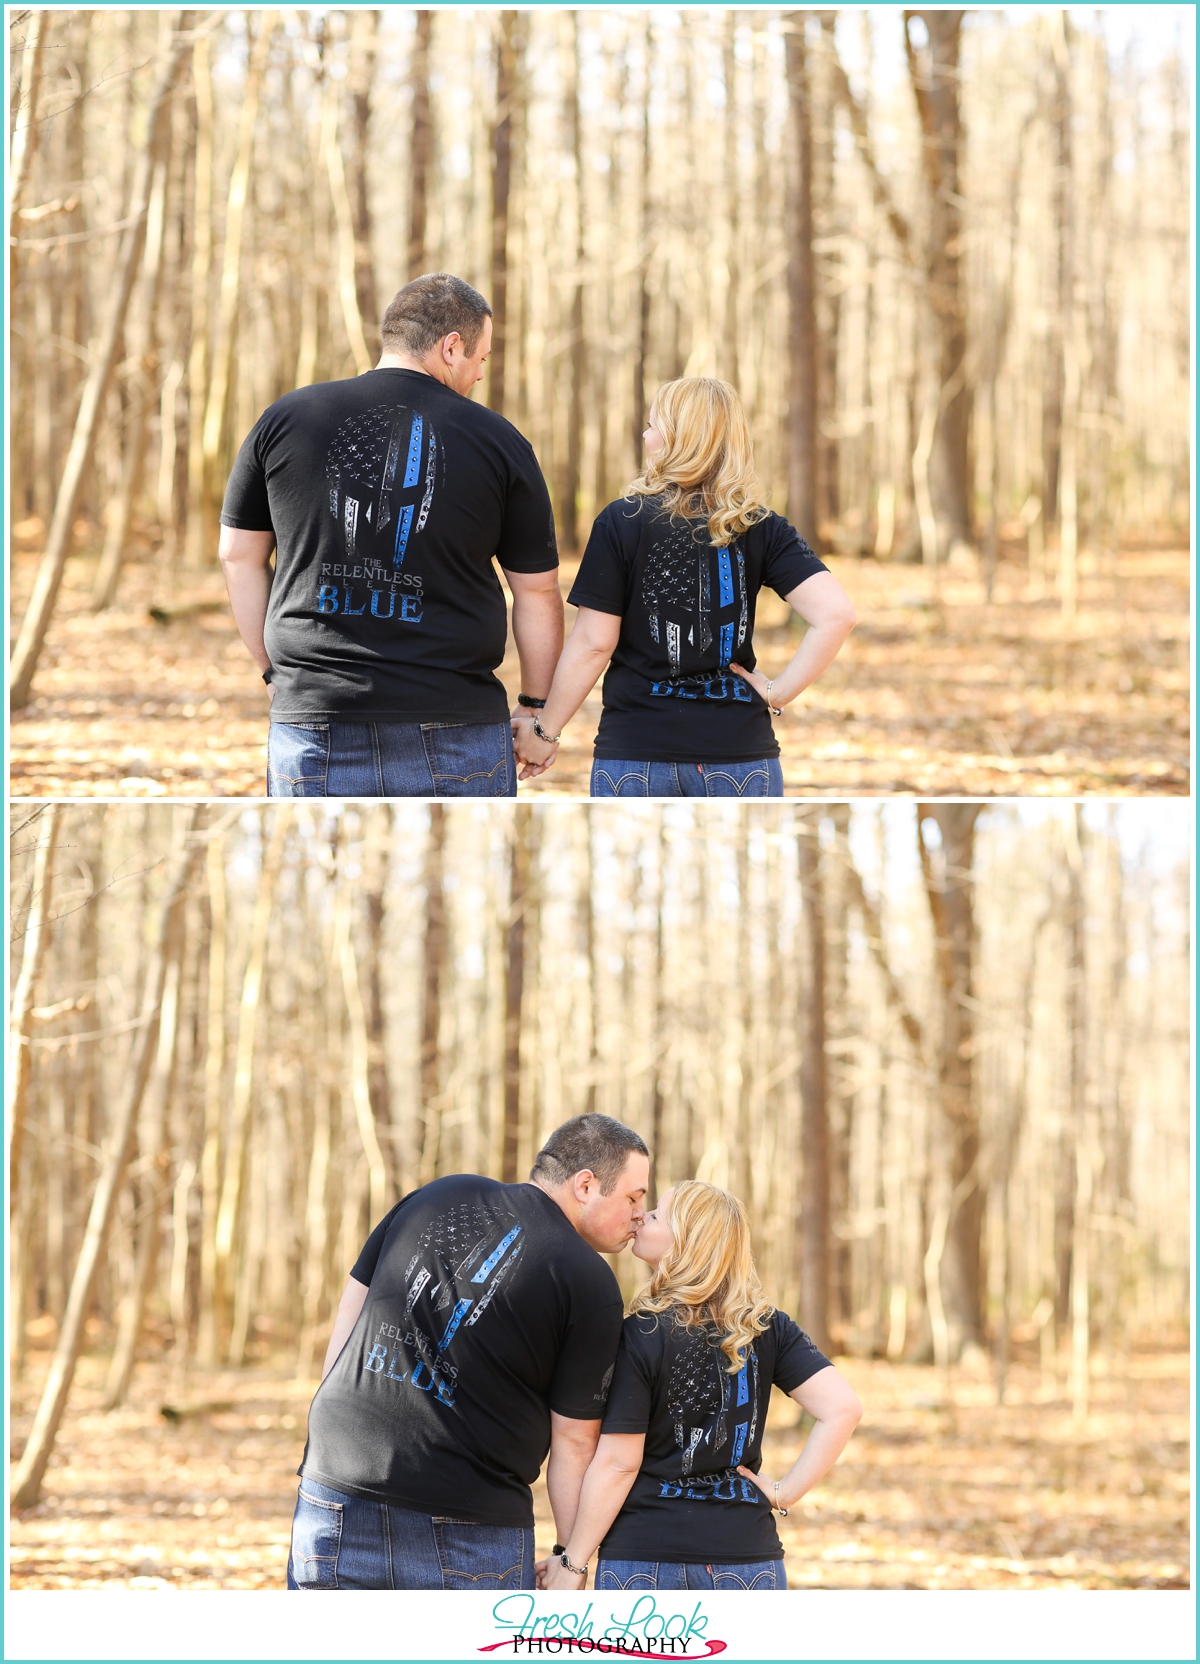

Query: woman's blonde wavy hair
left=625, top=378, right=769, bottom=548
left=628, top=1179, right=774, bottom=1373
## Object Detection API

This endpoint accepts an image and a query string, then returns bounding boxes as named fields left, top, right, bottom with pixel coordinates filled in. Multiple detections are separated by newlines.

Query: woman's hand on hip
left=728, top=663, right=775, bottom=704
left=737, top=1464, right=790, bottom=1510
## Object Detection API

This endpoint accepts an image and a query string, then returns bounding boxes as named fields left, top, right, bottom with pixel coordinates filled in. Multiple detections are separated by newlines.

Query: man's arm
left=544, top=1411, right=602, bottom=1547
left=219, top=526, right=277, bottom=687
left=543, top=1431, right=645, bottom=1590
left=320, top=1276, right=369, bottom=1381
left=503, top=566, right=564, bottom=703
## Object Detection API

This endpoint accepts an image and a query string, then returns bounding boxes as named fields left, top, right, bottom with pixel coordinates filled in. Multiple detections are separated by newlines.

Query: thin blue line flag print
left=471, top=1226, right=522, bottom=1282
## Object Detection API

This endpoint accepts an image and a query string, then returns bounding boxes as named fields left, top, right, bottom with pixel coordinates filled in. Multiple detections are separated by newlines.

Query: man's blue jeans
left=287, top=1479, right=535, bottom=1589
left=267, top=719, right=517, bottom=797
left=590, top=758, right=784, bottom=797
left=596, top=1557, right=786, bottom=1590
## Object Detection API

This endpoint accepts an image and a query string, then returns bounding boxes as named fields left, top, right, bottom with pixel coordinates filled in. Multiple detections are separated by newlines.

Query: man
left=219, top=273, right=563, bottom=797
left=287, top=1114, right=649, bottom=1589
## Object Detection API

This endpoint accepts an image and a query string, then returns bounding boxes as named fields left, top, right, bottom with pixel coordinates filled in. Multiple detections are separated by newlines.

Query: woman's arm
left=737, top=1364, right=862, bottom=1509
left=512, top=606, right=623, bottom=777
left=541, top=1431, right=646, bottom=1590
left=729, top=570, right=856, bottom=709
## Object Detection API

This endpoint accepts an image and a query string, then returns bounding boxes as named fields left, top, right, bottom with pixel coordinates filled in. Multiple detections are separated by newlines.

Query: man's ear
left=572, top=1168, right=598, bottom=1202
left=441, top=331, right=463, bottom=362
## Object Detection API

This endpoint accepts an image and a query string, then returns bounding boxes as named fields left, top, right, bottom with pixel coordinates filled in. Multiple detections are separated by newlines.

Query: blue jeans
left=590, top=758, right=784, bottom=797
left=287, top=1479, right=535, bottom=1589
left=596, top=1557, right=786, bottom=1591
left=267, top=719, right=517, bottom=797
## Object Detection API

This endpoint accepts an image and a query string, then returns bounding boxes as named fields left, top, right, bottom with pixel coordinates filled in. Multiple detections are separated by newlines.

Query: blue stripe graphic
left=394, top=502, right=415, bottom=561
left=438, top=1298, right=473, bottom=1351
left=731, top=1421, right=749, bottom=1463
left=719, top=623, right=734, bottom=666
left=717, top=547, right=734, bottom=607
left=403, top=415, right=423, bottom=487
left=471, top=1225, right=522, bottom=1283
left=736, top=1364, right=750, bottom=1406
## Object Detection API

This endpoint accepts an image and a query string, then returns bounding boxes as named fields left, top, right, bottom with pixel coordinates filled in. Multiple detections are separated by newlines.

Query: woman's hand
left=736, top=1465, right=791, bottom=1510
left=541, top=1557, right=587, bottom=1591
left=727, top=663, right=775, bottom=705
left=511, top=715, right=559, bottom=779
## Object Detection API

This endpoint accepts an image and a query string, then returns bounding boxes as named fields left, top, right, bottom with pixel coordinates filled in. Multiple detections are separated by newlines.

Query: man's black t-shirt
left=299, top=1174, right=623, bottom=1528
left=220, top=369, right=558, bottom=725
left=567, top=496, right=827, bottom=763
left=598, top=1308, right=830, bottom=1563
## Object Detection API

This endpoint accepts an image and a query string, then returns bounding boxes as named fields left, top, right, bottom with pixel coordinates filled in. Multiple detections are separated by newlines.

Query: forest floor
left=9, top=1343, right=1189, bottom=1590
left=8, top=528, right=1189, bottom=799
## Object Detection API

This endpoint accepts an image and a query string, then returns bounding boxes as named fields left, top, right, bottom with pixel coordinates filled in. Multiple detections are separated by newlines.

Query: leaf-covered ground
left=8, top=530, right=1189, bottom=799
left=9, top=1343, right=1188, bottom=1590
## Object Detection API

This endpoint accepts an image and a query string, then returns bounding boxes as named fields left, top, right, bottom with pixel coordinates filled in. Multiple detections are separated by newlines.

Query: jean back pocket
left=290, top=1488, right=343, bottom=1588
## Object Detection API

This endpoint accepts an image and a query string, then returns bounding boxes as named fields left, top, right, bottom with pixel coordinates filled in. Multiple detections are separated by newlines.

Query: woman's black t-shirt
left=598, top=1308, right=831, bottom=1564
left=220, top=368, right=558, bottom=725
left=567, top=496, right=827, bottom=763
left=299, top=1175, right=623, bottom=1529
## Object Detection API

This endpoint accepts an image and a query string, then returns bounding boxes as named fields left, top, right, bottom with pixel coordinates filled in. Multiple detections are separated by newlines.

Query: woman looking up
left=540, top=1180, right=862, bottom=1591
left=512, top=378, right=856, bottom=796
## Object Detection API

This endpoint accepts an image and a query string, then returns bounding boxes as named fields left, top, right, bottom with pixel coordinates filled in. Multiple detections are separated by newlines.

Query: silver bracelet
left=532, top=715, right=561, bottom=745
left=765, top=679, right=783, bottom=717
left=774, top=1480, right=788, bottom=1516
left=559, top=1549, right=589, bottom=1575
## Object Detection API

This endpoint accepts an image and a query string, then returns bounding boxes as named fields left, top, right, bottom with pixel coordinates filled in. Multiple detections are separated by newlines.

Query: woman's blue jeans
left=595, top=1557, right=786, bottom=1590
left=287, top=1479, right=535, bottom=1589
left=267, top=719, right=517, bottom=797
left=590, top=758, right=784, bottom=797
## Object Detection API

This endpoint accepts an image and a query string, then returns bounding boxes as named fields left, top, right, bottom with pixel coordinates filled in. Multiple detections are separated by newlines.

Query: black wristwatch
left=552, top=1544, right=565, bottom=1557
left=517, top=694, right=547, bottom=709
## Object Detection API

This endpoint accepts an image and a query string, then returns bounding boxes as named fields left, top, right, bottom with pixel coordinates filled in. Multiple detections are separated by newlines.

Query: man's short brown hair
left=380, top=273, right=493, bottom=357
left=530, top=1114, right=649, bottom=1196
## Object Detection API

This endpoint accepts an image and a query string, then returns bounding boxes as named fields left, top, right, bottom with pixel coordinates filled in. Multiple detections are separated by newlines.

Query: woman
left=513, top=379, right=856, bottom=796
left=540, top=1180, right=861, bottom=1592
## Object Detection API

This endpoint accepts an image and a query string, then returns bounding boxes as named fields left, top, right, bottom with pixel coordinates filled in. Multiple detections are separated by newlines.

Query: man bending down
left=288, top=1114, right=649, bottom=1589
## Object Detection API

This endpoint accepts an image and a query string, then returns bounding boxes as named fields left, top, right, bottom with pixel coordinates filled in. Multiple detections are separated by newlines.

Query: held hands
left=537, top=1555, right=587, bottom=1592
left=511, top=711, right=559, bottom=780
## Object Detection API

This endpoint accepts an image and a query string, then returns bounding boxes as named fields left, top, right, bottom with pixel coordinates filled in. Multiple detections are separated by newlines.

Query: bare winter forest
left=7, top=801, right=1191, bottom=1586
left=6, top=8, right=1191, bottom=796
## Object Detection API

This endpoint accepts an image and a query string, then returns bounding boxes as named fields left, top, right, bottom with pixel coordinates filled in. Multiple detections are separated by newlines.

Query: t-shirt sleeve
left=220, top=416, right=275, bottom=532
left=548, top=1291, right=626, bottom=1420
left=566, top=506, right=632, bottom=617
left=494, top=442, right=559, bottom=573
left=349, top=1195, right=413, bottom=1285
left=599, top=1319, right=658, bottom=1434
left=761, top=513, right=828, bottom=601
left=772, top=1311, right=833, bottom=1393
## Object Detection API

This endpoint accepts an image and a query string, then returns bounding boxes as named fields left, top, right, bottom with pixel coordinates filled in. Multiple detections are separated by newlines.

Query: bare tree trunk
left=337, top=879, right=388, bottom=1226
left=797, top=812, right=830, bottom=1353
left=722, top=12, right=740, bottom=389
left=8, top=808, right=60, bottom=1196
left=917, top=802, right=984, bottom=1357
left=407, top=11, right=433, bottom=279
left=212, top=811, right=286, bottom=1359
left=91, top=144, right=173, bottom=610
left=323, top=70, right=372, bottom=376
left=185, top=28, right=213, bottom=566
left=418, top=805, right=446, bottom=1187
left=12, top=808, right=203, bottom=1511
left=631, top=18, right=653, bottom=470
left=346, top=10, right=380, bottom=348
left=200, top=14, right=274, bottom=526
left=502, top=807, right=533, bottom=1183
left=561, top=12, right=586, bottom=553
left=10, top=15, right=192, bottom=710
left=785, top=14, right=818, bottom=539
left=7, top=10, right=47, bottom=303
left=905, top=10, right=971, bottom=556
left=488, top=12, right=518, bottom=416
left=102, top=946, right=183, bottom=1410
left=196, top=833, right=225, bottom=1366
